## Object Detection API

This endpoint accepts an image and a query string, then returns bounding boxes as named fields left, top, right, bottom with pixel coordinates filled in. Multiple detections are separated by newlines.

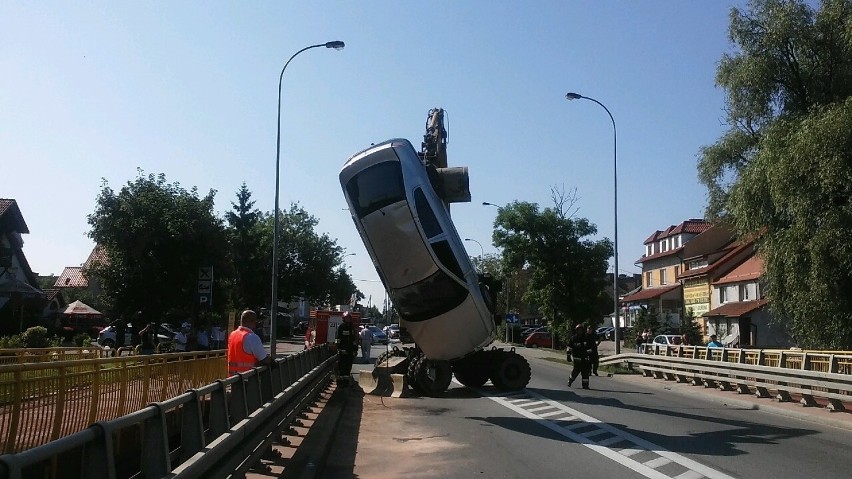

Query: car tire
left=101, top=339, right=115, bottom=348
left=490, top=351, right=531, bottom=391
left=412, top=357, right=453, bottom=397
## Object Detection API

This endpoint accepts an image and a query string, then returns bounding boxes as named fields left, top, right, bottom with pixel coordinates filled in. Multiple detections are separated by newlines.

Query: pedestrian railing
left=602, top=345, right=852, bottom=411
left=0, top=348, right=112, bottom=366
left=0, top=345, right=335, bottom=479
left=0, top=350, right=227, bottom=453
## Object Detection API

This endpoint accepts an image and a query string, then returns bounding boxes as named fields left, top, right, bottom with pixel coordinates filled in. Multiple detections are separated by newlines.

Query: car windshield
left=391, top=269, right=469, bottom=322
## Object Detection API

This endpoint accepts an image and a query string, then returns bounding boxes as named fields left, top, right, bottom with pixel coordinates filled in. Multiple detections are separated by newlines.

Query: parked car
left=365, top=325, right=389, bottom=345
left=652, top=334, right=683, bottom=346
left=384, top=323, right=400, bottom=339
left=525, top=331, right=553, bottom=348
left=97, top=323, right=176, bottom=348
left=595, top=326, right=614, bottom=340
left=606, top=327, right=625, bottom=341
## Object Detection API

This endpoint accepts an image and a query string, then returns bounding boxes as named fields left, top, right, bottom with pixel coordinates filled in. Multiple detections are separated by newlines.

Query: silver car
left=340, top=139, right=495, bottom=361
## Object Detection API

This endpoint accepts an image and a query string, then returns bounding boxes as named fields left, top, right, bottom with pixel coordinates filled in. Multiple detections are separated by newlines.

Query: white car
left=652, top=334, right=683, bottom=346
left=97, top=323, right=177, bottom=348
left=340, top=139, right=495, bottom=361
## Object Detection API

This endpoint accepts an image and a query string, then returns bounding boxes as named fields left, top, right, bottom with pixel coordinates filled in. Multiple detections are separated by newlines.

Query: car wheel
left=412, top=357, right=453, bottom=397
left=101, top=339, right=115, bottom=348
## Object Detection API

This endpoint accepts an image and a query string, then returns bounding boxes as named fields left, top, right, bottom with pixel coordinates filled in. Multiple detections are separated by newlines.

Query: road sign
left=506, top=313, right=520, bottom=324
left=198, top=266, right=213, bottom=306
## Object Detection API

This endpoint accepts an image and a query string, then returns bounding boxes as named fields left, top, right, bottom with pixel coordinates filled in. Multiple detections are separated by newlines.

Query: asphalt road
left=320, top=341, right=852, bottom=479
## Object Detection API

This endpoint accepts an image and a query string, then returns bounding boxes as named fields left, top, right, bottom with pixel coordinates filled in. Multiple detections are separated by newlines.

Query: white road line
left=539, top=410, right=565, bottom=418
left=460, top=381, right=735, bottom=479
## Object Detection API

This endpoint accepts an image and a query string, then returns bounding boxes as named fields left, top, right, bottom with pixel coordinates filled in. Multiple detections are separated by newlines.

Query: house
left=0, top=199, right=46, bottom=335
left=54, top=245, right=106, bottom=295
left=702, top=252, right=789, bottom=348
left=621, top=219, right=712, bottom=326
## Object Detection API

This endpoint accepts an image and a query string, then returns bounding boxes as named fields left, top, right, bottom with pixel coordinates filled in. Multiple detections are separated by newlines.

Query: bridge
left=0, top=341, right=850, bottom=478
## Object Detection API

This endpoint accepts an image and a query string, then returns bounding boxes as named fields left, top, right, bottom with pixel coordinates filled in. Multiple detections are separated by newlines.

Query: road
left=319, top=341, right=852, bottom=479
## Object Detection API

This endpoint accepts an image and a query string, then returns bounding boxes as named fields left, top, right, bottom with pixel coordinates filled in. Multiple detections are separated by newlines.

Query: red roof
left=714, top=255, right=763, bottom=285
left=642, top=219, right=710, bottom=245
left=83, top=245, right=108, bottom=270
left=0, top=198, right=29, bottom=234
left=55, top=267, right=88, bottom=288
left=677, top=240, right=754, bottom=280
left=621, top=283, right=681, bottom=303
left=702, top=299, right=768, bottom=318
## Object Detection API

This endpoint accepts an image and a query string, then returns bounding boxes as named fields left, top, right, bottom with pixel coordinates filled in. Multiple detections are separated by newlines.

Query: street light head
left=325, top=41, right=345, bottom=50
left=565, top=92, right=583, bottom=101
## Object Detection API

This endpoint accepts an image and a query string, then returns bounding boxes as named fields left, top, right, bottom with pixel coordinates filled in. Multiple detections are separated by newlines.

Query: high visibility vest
left=228, top=328, right=256, bottom=375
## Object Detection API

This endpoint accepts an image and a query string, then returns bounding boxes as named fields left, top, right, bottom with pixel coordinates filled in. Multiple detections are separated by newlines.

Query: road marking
left=468, top=384, right=735, bottom=479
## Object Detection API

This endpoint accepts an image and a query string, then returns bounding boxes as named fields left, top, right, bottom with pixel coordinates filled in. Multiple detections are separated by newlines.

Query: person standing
left=586, top=325, right=602, bottom=376
left=359, top=325, right=373, bottom=363
left=174, top=322, right=190, bottom=352
left=567, top=324, right=593, bottom=389
left=227, top=310, right=271, bottom=376
left=196, top=324, right=210, bottom=351
left=706, top=334, right=724, bottom=348
left=335, top=312, right=359, bottom=383
left=210, top=322, right=225, bottom=349
left=138, top=322, right=156, bottom=355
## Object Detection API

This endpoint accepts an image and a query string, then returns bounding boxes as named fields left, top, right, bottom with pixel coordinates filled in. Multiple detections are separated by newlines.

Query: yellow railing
left=644, top=345, right=852, bottom=375
left=0, top=348, right=113, bottom=366
left=0, top=350, right=227, bottom=453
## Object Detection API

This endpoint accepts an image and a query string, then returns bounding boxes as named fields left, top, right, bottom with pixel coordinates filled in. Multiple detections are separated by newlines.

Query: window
left=345, top=159, right=405, bottom=218
left=413, top=188, right=442, bottom=238
left=646, top=245, right=652, bottom=257
left=674, top=265, right=681, bottom=279
left=720, top=287, right=727, bottom=303
left=660, top=268, right=667, bottom=285
left=645, top=271, right=653, bottom=287
left=391, top=270, right=468, bottom=322
left=740, top=284, right=750, bottom=301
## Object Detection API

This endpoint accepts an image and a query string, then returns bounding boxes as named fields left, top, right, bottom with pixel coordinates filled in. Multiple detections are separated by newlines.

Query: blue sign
left=506, top=313, right=520, bottom=324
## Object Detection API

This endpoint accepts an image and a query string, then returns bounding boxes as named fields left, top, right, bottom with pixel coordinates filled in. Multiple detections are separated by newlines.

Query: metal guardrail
left=0, top=348, right=113, bottom=366
left=0, top=344, right=336, bottom=479
left=602, top=345, right=852, bottom=411
left=0, top=350, right=228, bottom=453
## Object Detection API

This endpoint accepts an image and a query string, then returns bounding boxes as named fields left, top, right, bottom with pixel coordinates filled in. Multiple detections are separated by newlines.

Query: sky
left=1, top=1, right=745, bottom=311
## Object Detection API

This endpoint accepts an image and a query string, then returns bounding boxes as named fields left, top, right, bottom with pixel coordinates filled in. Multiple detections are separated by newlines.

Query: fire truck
left=303, top=309, right=361, bottom=349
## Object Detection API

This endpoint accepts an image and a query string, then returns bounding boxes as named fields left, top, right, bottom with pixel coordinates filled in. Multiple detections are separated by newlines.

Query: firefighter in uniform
left=227, top=310, right=271, bottom=376
left=335, top=311, right=358, bottom=384
left=567, top=323, right=593, bottom=389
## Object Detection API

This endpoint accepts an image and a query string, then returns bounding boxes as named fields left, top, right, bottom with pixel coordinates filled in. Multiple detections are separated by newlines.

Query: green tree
left=87, top=171, right=232, bottom=322
left=225, top=183, right=268, bottom=310
left=697, top=0, right=852, bottom=348
left=491, top=188, right=613, bottom=335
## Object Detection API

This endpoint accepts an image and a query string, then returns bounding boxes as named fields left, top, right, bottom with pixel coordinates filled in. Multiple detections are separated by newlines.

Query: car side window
left=413, top=188, right=442, bottom=238
left=345, top=158, right=405, bottom=218
left=431, top=239, right=464, bottom=280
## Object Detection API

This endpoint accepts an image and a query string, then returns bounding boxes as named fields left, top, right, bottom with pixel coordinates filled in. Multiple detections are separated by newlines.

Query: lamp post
left=463, top=238, right=484, bottom=258
left=482, top=202, right=512, bottom=344
left=565, top=92, right=620, bottom=354
left=271, top=41, right=344, bottom=359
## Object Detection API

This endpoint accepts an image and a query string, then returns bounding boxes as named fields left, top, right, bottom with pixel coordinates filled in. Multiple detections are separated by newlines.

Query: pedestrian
left=586, top=325, right=601, bottom=376
left=359, top=325, right=373, bottom=363
left=335, top=312, right=359, bottom=384
left=227, top=310, right=272, bottom=376
left=567, top=324, right=594, bottom=389
left=110, top=317, right=126, bottom=350
left=138, top=322, right=156, bottom=355
left=196, top=324, right=210, bottom=351
left=174, top=322, right=190, bottom=352
left=210, top=322, right=225, bottom=349
left=680, top=334, right=690, bottom=346
left=635, top=330, right=644, bottom=353
left=706, top=334, right=724, bottom=348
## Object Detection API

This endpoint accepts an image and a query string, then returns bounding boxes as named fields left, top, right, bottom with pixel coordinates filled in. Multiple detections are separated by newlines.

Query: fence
left=603, top=345, right=852, bottom=411
left=0, top=344, right=335, bottom=479
left=0, top=350, right=227, bottom=453
left=0, top=348, right=113, bottom=366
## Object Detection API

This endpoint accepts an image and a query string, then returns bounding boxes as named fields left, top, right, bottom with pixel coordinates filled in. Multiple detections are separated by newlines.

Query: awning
left=702, top=299, right=768, bottom=318
left=63, top=300, right=102, bottom=316
left=621, top=284, right=681, bottom=303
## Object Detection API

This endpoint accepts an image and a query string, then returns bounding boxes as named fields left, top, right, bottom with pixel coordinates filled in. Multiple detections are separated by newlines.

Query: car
left=595, top=326, right=614, bottom=340
left=365, top=325, right=389, bottom=345
left=97, top=323, right=177, bottom=348
left=606, top=327, right=625, bottom=341
left=340, top=138, right=495, bottom=361
left=652, top=334, right=683, bottom=346
left=384, top=323, right=400, bottom=339
left=524, top=331, right=552, bottom=348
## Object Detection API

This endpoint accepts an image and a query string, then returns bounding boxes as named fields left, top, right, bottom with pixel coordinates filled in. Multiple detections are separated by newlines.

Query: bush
left=0, top=335, right=23, bottom=348
left=73, top=333, right=92, bottom=347
left=21, top=326, right=50, bottom=348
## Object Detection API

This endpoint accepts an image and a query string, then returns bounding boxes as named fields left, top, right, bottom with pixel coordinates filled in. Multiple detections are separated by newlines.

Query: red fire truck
left=304, top=309, right=361, bottom=350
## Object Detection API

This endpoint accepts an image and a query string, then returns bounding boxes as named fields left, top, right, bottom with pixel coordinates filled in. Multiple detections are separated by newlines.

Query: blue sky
left=1, top=1, right=743, bottom=310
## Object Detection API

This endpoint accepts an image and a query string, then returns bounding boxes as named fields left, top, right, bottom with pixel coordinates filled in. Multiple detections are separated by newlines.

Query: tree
left=87, top=171, right=231, bottom=322
left=491, top=188, right=613, bottom=337
left=697, top=0, right=852, bottom=348
left=268, top=204, right=359, bottom=308
left=225, top=183, right=268, bottom=310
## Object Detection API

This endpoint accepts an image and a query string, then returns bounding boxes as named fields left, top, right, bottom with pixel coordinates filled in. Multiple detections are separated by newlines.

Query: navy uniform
left=335, top=312, right=358, bottom=383
left=567, top=325, right=594, bottom=389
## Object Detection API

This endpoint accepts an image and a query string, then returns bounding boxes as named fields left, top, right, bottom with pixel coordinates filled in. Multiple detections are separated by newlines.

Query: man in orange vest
left=228, top=310, right=272, bottom=376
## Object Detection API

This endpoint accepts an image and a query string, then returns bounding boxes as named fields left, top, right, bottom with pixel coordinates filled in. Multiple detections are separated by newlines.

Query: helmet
left=342, top=311, right=352, bottom=321
left=181, top=322, right=191, bottom=329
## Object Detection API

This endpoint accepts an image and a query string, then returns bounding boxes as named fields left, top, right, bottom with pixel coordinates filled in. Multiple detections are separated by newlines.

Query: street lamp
left=271, top=41, right=345, bottom=359
left=565, top=91, right=621, bottom=354
left=463, top=238, right=484, bottom=258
